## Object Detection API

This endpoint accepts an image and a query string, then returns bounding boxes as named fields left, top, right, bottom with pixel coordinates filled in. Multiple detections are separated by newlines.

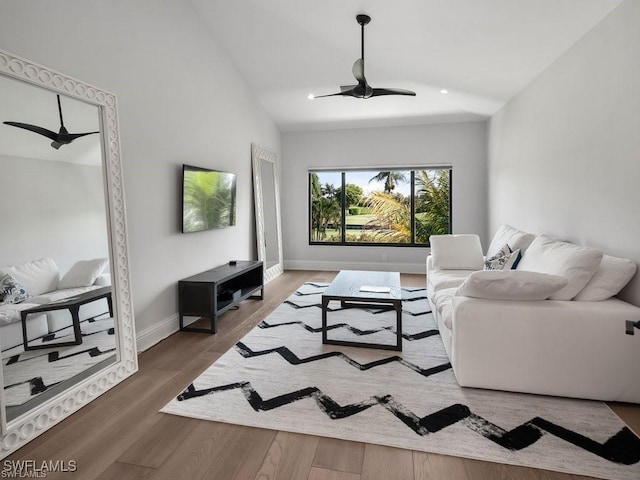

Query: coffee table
left=21, top=286, right=113, bottom=350
left=321, top=270, right=403, bottom=351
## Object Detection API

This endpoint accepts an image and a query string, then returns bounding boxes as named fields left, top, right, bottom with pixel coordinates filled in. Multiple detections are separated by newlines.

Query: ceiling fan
left=3, top=94, right=99, bottom=149
left=311, top=14, right=416, bottom=99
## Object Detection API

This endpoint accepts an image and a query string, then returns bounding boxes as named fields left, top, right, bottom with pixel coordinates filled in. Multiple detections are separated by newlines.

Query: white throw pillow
left=456, top=270, right=569, bottom=301
left=516, top=235, right=603, bottom=301
left=573, top=255, right=637, bottom=301
left=58, top=258, right=109, bottom=289
left=0, top=257, right=59, bottom=296
left=486, top=224, right=535, bottom=259
left=429, top=234, right=484, bottom=270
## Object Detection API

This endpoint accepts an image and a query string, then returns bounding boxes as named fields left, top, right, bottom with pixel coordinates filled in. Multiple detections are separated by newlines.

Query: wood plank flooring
left=7, top=270, right=639, bottom=480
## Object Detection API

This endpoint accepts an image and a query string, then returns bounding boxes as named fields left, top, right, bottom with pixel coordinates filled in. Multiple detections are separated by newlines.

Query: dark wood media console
left=178, top=260, right=264, bottom=333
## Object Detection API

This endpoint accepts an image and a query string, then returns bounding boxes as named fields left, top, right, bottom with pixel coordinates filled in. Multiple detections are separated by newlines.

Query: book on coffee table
left=359, top=285, right=391, bottom=293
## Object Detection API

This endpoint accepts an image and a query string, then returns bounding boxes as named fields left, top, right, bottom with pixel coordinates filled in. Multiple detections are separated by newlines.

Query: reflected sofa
left=0, top=257, right=110, bottom=352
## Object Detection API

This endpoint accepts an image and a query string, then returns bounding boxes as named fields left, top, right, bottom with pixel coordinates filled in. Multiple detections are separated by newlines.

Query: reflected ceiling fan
left=3, top=94, right=99, bottom=149
left=311, top=14, right=416, bottom=99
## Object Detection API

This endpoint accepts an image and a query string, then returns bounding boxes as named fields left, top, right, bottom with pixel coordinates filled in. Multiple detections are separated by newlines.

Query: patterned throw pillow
left=0, top=273, right=29, bottom=305
left=484, top=244, right=522, bottom=271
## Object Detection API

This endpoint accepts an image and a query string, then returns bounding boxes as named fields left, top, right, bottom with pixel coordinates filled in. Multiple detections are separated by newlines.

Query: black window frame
left=308, top=167, right=452, bottom=247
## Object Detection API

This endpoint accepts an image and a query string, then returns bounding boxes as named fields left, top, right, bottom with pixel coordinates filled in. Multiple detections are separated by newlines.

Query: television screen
left=182, top=164, right=236, bottom=233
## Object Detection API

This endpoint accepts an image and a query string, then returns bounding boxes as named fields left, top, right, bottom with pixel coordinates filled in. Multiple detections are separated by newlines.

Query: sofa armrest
left=450, top=296, right=640, bottom=402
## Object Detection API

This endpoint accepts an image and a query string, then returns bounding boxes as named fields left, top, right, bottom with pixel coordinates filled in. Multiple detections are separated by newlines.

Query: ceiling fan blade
left=352, top=59, right=365, bottom=82
left=312, top=90, right=355, bottom=99
left=63, top=131, right=100, bottom=141
left=340, top=85, right=358, bottom=92
left=370, top=87, right=416, bottom=97
left=3, top=121, right=59, bottom=141
left=52, top=130, right=99, bottom=149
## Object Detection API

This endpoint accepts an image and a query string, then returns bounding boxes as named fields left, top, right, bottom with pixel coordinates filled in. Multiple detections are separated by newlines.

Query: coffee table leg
left=322, top=296, right=329, bottom=344
left=396, top=300, right=402, bottom=351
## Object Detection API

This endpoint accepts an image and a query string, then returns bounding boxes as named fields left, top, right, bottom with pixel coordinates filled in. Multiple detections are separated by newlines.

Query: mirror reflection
left=252, top=144, right=283, bottom=284
left=260, top=159, right=280, bottom=270
left=0, top=74, right=116, bottom=423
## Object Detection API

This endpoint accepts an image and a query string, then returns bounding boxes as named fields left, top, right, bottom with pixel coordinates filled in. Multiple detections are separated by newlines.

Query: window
left=309, top=168, right=451, bottom=246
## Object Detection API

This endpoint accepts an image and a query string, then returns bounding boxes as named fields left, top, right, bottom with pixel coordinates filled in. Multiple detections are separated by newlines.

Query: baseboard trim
left=284, top=260, right=425, bottom=275
left=136, top=314, right=179, bottom=352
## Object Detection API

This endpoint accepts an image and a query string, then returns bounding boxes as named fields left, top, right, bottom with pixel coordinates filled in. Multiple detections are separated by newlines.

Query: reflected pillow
left=58, top=258, right=109, bottom=289
left=0, top=273, right=29, bottom=305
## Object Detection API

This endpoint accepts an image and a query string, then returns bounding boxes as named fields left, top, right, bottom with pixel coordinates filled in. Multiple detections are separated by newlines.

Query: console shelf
left=178, top=260, right=264, bottom=333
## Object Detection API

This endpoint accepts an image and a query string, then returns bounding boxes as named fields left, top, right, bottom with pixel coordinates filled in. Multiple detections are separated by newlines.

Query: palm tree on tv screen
left=184, top=170, right=234, bottom=231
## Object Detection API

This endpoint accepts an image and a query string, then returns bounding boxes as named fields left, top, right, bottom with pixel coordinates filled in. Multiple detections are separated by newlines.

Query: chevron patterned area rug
left=2, top=315, right=116, bottom=407
left=161, top=283, right=640, bottom=480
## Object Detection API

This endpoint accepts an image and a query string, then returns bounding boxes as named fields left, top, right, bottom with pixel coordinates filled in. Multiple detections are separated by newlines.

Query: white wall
left=0, top=155, right=108, bottom=275
left=488, top=0, right=640, bottom=305
left=0, top=0, right=281, bottom=349
left=282, top=122, right=487, bottom=273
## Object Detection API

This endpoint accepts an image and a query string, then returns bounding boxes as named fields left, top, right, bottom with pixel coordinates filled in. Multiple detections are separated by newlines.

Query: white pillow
left=573, top=255, right=637, bottom=301
left=429, top=234, right=484, bottom=270
left=486, top=224, right=535, bottom=259
left=0, top=257, right=60, bottom=296
left=516, top=235, right=603, bottom=300
left=58, top=258, right=109, bottom=289
left=456, top=270, right=569, bottom=301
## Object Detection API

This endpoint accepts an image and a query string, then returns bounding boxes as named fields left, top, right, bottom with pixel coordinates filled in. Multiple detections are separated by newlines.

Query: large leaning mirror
left=0, top=49, right=137, bottom=457
left=252, top=144, right=283, bottom=283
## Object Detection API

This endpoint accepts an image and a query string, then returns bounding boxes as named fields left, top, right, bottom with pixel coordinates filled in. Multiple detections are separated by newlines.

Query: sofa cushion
left=0, top=257, right=60, bottom=297
left=486, top=224, right=535, bottom=259
left=0, top=302, right=41, bottom=326
left=0, top=274, right=29, bottom=305
left=58, top=258, right=108, bottom=289
left=428, top=268, right=477, bottom=296
left=429, top=234, right=484, bottom=270
left=573, top=254, right=637, bottom=301
left=29, top=285, right=101, bottom=305
left=432, top=287, right=456, bottom=330
left=483, top=244, right=521, bottom=271
left=456, top=270, right=569, bottom=301
left=516, top=235, right=603, bottom=300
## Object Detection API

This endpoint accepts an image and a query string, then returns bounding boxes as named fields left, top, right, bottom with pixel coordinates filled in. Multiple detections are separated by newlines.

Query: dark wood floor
left=7, top=270, right=639, bottom=480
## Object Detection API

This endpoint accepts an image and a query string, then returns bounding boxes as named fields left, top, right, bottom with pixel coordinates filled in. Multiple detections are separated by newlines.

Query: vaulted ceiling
left=192, top=0, right=623, bottom=131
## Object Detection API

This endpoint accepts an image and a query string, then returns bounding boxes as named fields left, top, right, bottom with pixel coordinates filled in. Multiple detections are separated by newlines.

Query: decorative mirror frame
left=251, top=144, right=283, bottom=283
left=0, top=49, right=137, bottom=457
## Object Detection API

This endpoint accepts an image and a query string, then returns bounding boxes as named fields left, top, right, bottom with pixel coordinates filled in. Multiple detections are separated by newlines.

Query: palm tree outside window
left=308, top=168, right=451, bottom=246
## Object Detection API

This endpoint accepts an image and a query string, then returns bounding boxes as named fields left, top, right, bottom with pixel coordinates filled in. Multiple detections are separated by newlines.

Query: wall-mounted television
left=182, top=164, right=237, bottom=233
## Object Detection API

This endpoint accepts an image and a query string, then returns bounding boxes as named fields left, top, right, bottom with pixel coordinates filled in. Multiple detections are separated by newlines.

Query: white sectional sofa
left=0, top=257, right=110, bottom=352
left=427, top=225, right=640, bottom=403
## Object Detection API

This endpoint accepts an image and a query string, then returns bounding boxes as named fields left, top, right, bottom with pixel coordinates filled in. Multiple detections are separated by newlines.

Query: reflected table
left=20, top=286, right=113, bottom=351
